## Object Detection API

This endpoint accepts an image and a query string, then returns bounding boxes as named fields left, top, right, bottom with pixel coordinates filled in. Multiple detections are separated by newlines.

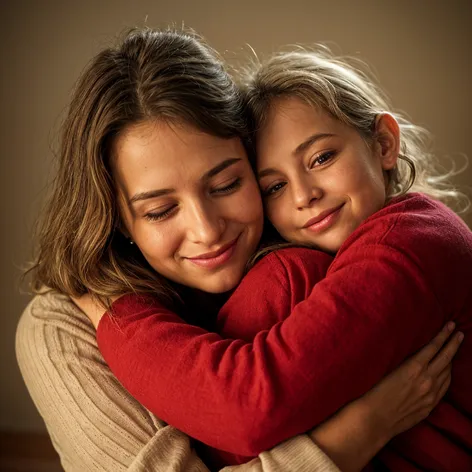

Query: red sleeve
left=217, top=248, right=333, bottom=340
left=97, top=237, right=445, bottom=456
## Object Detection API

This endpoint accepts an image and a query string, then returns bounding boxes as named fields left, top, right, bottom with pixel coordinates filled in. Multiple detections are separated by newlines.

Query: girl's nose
left=292, top=176, right=323, bottom=210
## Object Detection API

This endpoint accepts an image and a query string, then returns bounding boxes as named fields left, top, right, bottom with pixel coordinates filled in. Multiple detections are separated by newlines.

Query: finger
left=417, top=370, right=451, bottom=419
left=425, top=369, right=452, bottom=413
left=412, top=322, right=456, bottom=365
left=434, top=371, right=452, bottom=405
left=428, top=331, right=464, bottom=377
left=429, top=364, right=451, bottom=397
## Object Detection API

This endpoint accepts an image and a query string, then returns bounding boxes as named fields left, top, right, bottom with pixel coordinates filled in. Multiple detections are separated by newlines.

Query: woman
left=17, top=28, right=461, bottom=472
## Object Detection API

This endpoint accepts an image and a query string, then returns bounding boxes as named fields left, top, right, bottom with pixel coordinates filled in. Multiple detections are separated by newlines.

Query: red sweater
left=97, top=193, right=472, bottom=471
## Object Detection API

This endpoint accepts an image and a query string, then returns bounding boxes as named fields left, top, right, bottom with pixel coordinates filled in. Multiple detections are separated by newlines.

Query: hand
left=361, top=322, right=464, bottom=441
left=71, top=294, right=109, bottom=329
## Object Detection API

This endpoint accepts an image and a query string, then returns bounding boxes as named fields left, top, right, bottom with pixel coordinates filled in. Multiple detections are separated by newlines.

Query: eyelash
left=145, top=206, right=177, bottom=222
left=212, top=178, right=242, bottom=195
left=263, top=182, right=286, bottom=197
left=144, top=178, right=242, bottom=222
left=263, top=151, right=336, bottom=197
left=310, top=150, right=336, bottom=168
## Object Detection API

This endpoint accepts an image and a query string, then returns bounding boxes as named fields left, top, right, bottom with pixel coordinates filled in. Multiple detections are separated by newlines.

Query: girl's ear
left=373, top=113, right=400, bottom=170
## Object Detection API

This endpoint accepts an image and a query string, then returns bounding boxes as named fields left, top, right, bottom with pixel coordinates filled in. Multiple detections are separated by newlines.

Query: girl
left=19, top=28, right=463, bottom=472
left=79, top=46, right=472, bottom=471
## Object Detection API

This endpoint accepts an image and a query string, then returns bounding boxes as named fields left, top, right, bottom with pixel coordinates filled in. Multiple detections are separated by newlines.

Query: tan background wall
left=1, top=0, right=470, bottom=432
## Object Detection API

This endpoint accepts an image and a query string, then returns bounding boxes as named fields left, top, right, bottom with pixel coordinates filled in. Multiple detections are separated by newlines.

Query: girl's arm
left=89, top=241, right=445, bottom=456
left=18, top=291, right=341, bottom=472
left=73, top=289, right=461, bottom=472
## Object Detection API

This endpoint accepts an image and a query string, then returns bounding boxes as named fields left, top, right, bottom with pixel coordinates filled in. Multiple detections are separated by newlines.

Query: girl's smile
left=256, top=97, right=399, bottom=252
left=302, top=202, right=345, bottom=234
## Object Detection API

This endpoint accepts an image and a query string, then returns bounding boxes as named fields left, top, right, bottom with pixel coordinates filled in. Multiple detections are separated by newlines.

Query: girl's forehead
left=265, top=97, right=343, bottom=133
left=257, top=98, right=344, bottom=150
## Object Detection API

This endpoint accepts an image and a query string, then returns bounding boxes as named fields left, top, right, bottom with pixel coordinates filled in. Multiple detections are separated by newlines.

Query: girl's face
left=256, top=97, right=399, bottom=253
left=113, top=120, right=263, bottom=293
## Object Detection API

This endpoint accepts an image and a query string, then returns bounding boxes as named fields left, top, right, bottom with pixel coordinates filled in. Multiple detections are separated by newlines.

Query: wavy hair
left=241, top=46, right=468, bottom=210
left=27, top=28, right=250, bottom=307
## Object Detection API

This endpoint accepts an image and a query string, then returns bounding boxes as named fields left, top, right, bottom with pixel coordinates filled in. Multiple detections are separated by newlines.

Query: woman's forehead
left=111, top=120, right=247, bottom=193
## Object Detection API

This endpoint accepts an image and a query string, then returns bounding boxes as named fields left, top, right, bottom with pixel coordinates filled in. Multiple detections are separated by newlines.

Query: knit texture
left=16, top=290, right=339, bottom=472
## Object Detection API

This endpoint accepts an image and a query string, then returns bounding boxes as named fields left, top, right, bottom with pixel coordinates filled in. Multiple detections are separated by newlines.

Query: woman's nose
left=186, top=202, right=225, bottom=245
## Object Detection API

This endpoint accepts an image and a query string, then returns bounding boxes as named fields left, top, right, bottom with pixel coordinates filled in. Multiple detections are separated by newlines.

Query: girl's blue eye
left=311, top=150, right=336, bottom=168
left=145, top=205, right=177, bottom=222
left=263, top=182, right=286, bottom=196
left=212, top=178, right=242, bottom=195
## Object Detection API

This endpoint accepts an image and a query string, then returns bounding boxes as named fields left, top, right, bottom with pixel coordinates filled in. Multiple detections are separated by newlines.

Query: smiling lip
left=186, top=235, right=240, bottom=269
left=303, top=203, right=344, bottom=233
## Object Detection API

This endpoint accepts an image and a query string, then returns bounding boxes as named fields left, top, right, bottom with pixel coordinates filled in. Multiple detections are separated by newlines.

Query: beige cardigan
left=16, top=291, right=340, bottom=472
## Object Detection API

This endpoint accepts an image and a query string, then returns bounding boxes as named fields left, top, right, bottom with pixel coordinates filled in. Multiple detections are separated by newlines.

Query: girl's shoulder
left=341, top=193, right=471, bottom=252
left=334, top=193, right=472, bottom=291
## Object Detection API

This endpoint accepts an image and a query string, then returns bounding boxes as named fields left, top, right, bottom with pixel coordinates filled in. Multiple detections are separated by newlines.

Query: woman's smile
left=185, top=234, right=241, bottom=269
left=113, top=120, right=263, bottom=293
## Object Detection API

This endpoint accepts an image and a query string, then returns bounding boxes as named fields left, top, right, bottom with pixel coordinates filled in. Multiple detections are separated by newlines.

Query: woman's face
left=256, top=97, right=399, bottom=253
left=112, top=120, right=263, bottom=293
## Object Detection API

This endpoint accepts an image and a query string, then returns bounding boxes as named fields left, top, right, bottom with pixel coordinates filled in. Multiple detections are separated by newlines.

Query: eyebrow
left=128, top=157, right=242, bottom=206
left=202, top=157, right=242, bottom=181
left=258, top=133, right=335, bottom=179
left=294, top=133, right=335, bottom=155
left=128, top=188, right=174, bottom=206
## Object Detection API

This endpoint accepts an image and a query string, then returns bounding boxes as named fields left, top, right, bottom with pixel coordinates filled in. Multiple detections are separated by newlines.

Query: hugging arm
left=16, top=291, right=341, bottom=472
left=94, top=239, right=446, bottom=457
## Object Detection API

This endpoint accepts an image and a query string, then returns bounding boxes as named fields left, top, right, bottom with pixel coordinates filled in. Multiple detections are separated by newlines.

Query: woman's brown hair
left=27, top=28, right=250, bottom=307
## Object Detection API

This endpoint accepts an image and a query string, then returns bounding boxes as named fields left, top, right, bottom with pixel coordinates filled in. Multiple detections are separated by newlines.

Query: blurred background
left=1, top=0, right=470, bottom=469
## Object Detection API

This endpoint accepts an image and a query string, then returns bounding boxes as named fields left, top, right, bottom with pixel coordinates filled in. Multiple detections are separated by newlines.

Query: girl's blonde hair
left=26, top=28, right=251, bottom=307
left=241, top=46, right=468, bottom=209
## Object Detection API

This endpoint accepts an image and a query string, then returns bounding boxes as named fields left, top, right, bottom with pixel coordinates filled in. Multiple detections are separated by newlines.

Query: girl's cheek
left=266, top=205, right=280, bottom=226
left=243, top=185, right=264, bottom=220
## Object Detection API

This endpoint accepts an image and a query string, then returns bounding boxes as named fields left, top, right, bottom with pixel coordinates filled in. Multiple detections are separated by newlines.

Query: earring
left=129, top=240, right=135, bottom=245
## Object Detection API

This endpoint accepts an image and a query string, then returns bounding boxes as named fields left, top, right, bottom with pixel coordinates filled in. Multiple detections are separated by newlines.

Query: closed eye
left=144, top=205, right=177, bottom=222
left=212, top=178, right=242, bottom=195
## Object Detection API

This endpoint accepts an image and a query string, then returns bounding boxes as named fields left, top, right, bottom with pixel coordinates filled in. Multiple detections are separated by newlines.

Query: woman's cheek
left=136, top=223, right=174, bottom=261
left=242, top=182, right=264, bottom=222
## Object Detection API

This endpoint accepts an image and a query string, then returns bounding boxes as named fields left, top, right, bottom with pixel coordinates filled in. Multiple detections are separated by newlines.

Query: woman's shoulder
left=18, top=290, right=92, bottom=330
left=16, top=290, right=96, bottom=365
